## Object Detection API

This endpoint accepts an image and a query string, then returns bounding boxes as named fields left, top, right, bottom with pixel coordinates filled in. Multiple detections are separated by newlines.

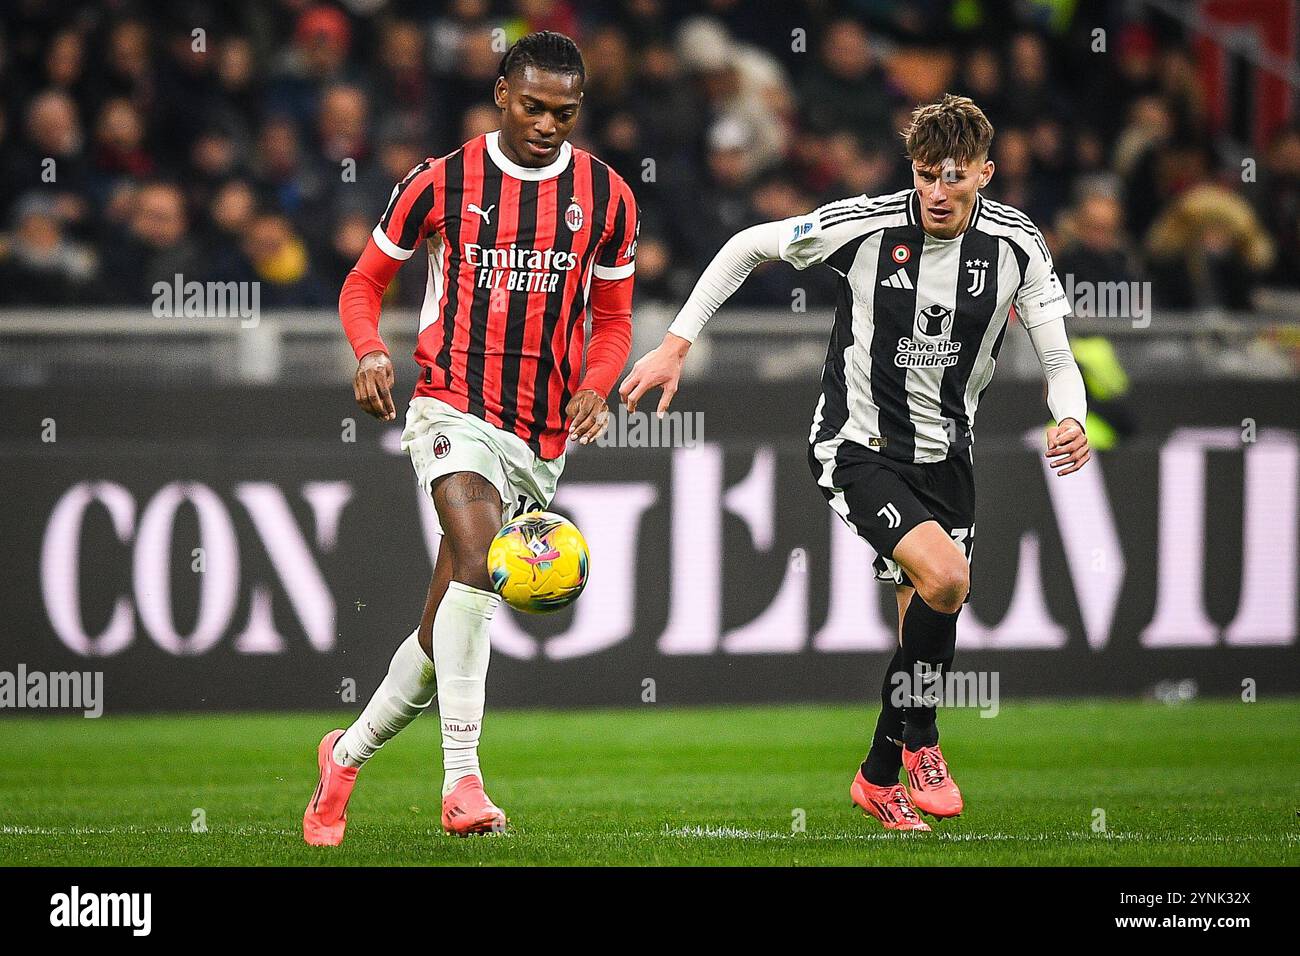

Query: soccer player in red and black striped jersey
left=304, top=32, right=639, bottom=844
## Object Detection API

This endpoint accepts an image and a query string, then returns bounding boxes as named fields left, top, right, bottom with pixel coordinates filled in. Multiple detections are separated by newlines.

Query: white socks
left=432, top=581, right=500, bottom=795
left=334, top=630, right=436, bottom=769
left=331, top=583, right=500, bottom=795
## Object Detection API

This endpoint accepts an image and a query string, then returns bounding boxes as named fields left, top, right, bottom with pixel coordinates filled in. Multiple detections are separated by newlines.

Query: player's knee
left=919, top=561, right=968, bottom=614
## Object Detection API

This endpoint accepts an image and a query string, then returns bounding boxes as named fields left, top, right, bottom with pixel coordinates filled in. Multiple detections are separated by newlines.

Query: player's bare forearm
left=619, top=332, right=691, bottom=416
left=1046, top=416, right=1090, bottom=476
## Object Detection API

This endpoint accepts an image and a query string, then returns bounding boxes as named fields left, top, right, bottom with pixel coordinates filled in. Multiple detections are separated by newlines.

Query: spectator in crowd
left=428, top=0, right=494, bottom=77
left=10, top=91, right=89, bottom=220
left=821, top=131, right=905, bottom=202
left=957, top=46, right=1006, bottom=130
left=434, top=11, right=507, bottom=128
left=98, top=181, right=204, bottom=304
left=214, top=36, right=263, bottom=132
left=202, top=178, right=259, bottom=281
left=1002, top=31, right=1069, bottom=128
left=375, top=19, right=435, bottom=121
left=578, top=24, right=635, bottom=144
left=241, top=212, right=328, bottom=307
left=628, top=231, right=674, bottom=301
left=186, top=123, right=245, bottom=218
left=1054, top=184, right=1143, bottom=299
left=322, top=210, right=374, bottom=295
left=1087, top=23, right=1161, bottom=145
left=0, top=193, right=97, bottom=304
left=626, top=40, right=700, bottom=164
left=983, top=127, right=1045, bottom=220
left=88, top=97, right=155, bottom=203
left=1022, top=118, right=1079, bottom=226
left=460, top=102, right=501, bottom=143
left=43, top=29, right=91, bottom=104
left=1252, top=125, right=1300, bottom=289
left=0, top=0, right=1293, bottom=317
left=1114, top=95, right=1180, bottom=237
left=316, top=84, right=371, bottom=169
left=253, top=116, right=329, bottom=222
left=678, top=116, right=763, bottom=269
left=267, top=4, right=359, bottom=120
left=1146, top=176, right=1276, bottom=311
left=97, top=19, right=154, bottom=106
left=676, top=16, right=793, bottom=176
left=799, top=18, right=895, bottom=138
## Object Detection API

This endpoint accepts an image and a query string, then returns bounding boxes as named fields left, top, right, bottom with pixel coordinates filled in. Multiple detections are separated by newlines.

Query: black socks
left=862, top=593, right=961, bottom=784
left=899, top=591, right=960, bottom=751
left=861, top=644, right=907, bottom=786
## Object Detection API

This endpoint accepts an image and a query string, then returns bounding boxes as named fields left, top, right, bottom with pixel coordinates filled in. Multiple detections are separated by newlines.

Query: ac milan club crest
left=565, top=199, right=584, bottom=232
left=433, top=434, right=451, bottom=459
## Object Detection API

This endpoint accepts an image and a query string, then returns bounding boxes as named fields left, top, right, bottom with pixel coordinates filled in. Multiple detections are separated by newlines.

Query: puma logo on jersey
left=880, top=267, right=914, bottom=290
left=877, top=502, right=902, bottom=529
left=467, top=202, right=495, bottom=224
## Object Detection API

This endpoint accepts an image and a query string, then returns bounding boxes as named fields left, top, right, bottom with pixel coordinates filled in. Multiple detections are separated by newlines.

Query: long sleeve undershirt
left=667, top=220, right=1087, bottom=429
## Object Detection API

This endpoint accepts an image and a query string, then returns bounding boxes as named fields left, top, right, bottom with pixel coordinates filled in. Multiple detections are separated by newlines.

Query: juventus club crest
left=965, top=258, right=990, bottom=296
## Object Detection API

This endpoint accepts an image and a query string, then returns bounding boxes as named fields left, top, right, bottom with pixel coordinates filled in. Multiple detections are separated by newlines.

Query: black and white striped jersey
left=779, top=188, right=1071, bottom=464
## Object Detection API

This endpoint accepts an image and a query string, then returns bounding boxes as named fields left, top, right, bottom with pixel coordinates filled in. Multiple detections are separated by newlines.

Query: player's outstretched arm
left=620, top=221, right=783, bottom=415
left=619, top=331, right=691, bottom=417
left=1025, top=315, right=1091, bottom=476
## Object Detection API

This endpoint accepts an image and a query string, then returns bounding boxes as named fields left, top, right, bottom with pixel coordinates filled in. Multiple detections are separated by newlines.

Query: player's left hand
left=1046, top=418, right=1090, bottom=476
left=566, top=389, right=609, bottom=446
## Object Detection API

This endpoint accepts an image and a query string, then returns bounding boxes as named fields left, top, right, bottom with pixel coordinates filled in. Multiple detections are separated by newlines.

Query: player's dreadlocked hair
left=497, top=31, right=585, bottom=83
left=902, top=94, right=995, bottom=169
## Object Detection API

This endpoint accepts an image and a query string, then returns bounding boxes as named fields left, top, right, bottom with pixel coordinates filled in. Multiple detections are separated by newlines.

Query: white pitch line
left=0, top=824, right=294, bottom=837
left=661, top=826, right=1299, bottom=844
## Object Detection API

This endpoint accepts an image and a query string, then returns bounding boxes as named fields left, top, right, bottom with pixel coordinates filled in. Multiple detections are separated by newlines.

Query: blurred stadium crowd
left=1, top=0, right=1297, bottom=314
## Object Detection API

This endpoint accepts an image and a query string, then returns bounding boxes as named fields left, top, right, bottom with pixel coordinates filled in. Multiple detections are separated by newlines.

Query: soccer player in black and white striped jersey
left=621, top=95, right=1090, bottom=832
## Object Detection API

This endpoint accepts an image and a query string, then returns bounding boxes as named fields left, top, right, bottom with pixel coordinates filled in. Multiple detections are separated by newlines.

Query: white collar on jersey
left=485, top=129, right=573, bottom=181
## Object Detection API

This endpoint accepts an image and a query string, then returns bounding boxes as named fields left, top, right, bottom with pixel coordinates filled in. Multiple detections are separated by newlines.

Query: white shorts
left=402, top=396, right=565, bottom=532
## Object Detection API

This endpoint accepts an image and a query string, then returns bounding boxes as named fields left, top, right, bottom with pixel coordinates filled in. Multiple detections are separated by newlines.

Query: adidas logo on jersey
left=880, top=268, right=914, bottom=289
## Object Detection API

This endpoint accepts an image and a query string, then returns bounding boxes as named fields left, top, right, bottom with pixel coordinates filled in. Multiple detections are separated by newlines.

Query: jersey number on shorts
left=510, top=493, right=539, bottom=520
left=949, top=526, right=975, bottom=562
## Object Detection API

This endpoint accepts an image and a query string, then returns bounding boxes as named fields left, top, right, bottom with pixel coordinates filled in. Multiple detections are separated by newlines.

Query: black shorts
left=808, top=438, right=975, bottom=588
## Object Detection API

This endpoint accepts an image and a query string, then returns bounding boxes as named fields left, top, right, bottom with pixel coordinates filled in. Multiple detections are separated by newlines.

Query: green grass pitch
left=1, top=700, right=1297, bottom=866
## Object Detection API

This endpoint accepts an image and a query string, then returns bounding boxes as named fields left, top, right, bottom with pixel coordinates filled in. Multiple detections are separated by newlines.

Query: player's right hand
left=619, top=333, right=690, bottom=417
left=354, top=350, right=397, bottom=422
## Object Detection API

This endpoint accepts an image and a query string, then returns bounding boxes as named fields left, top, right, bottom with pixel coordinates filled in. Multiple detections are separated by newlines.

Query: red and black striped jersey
left=372, top=131, right=639, bottom=460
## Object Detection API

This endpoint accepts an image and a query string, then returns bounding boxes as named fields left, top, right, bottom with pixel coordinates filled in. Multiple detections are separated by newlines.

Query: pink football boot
left=303, top=730, right=359, bottom=846
left=441, top=776, right=508, bottom=836
left=902, top=744, right=964, bottom=818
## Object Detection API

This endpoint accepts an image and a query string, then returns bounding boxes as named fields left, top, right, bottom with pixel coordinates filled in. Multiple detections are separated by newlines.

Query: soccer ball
left=487, top=511, right=589, bottom=614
